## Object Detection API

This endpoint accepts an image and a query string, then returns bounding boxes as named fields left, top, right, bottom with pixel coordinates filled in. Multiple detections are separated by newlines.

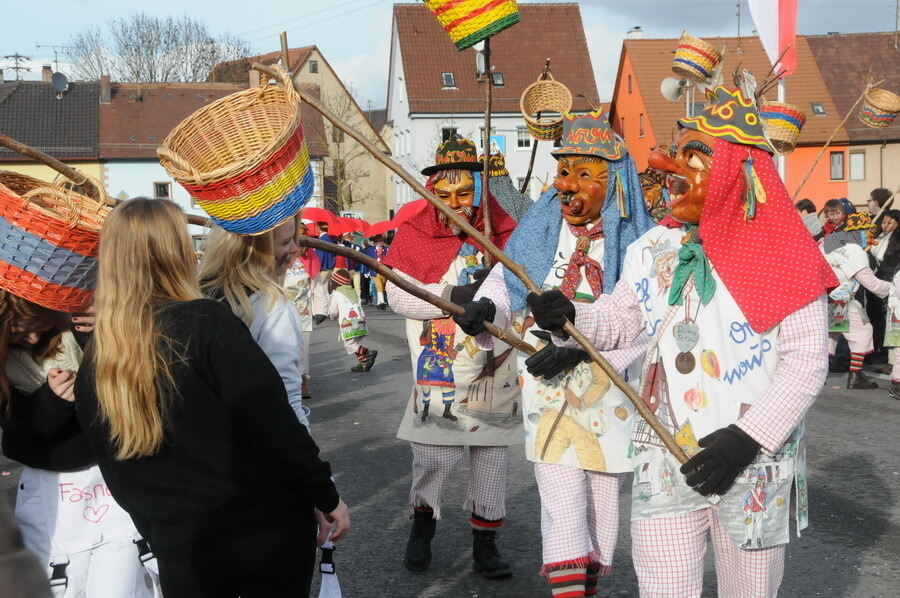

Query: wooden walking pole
left=481, top=37, right=493, bottom=266
left=792, top=81, right=880, bottom=200
left=299, top=236, right=535, bottom=355
left=253, top=62, right=688, bottom=463
left=520, top=58, right=551, bottom=195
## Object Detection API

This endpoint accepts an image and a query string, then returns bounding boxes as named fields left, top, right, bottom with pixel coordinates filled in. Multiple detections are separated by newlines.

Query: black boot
left=472, top=529, right=512, bottom=579
left=420, top=403, right=430, bottom=422
left=442, top=403, right=458, bottom=422
left=363, top=349, right=378, bottom=371
left=890, top=380, right=900, bottom=400
left=847, top=370, right=878, bottom=389
left=404, top=509, right=436, bottom=572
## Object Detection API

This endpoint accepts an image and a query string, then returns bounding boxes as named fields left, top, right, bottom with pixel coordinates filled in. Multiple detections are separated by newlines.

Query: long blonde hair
left=93, top=198, right=202, bottom=460
left=197, top=225, right=287, bottom=325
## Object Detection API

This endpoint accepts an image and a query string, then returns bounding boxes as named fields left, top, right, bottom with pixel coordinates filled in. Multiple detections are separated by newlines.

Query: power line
left=3, top=53, right=31, bottom=80
left=240, top=0, right=375, bottom=38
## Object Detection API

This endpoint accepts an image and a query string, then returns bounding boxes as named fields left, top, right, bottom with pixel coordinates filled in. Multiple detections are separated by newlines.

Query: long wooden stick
left=481, top=37, right=493, bottom=265
left=0, top=133, right=104, bottom=201
left=299, top=236, right=534, bottom=355
left=254, top=62, right=688, bottom=463
left=792, top=81, right=880, bottom=200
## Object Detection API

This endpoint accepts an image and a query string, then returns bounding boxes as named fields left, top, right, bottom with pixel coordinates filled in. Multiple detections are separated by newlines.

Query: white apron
left=624, top=226, right=808, bottom=549
left=397, top=248, right=522, bottom=446
left=823, top=243, right=869, bottom=332
left=516, top=224, right=638, bottom=473
left=284, top=260, right=314, bottom=333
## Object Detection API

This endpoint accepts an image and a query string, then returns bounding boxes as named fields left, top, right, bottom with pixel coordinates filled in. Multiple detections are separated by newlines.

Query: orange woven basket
left=0, top=170, right=110, bottom=311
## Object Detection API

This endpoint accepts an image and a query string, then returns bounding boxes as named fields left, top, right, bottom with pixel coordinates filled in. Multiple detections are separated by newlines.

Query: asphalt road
left=2, top=308, right=898, bottom=597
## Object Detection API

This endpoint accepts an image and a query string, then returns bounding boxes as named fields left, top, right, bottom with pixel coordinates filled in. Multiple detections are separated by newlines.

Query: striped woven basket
left=858, top=87, right=900, bottom=129
left=157, top=66, right=313, bottom=235
left=424, top=0, right=520, bottom=51
left=0, top=170, right=110, bottom=312
left=760, top=101, right=806, bottom=154
left=672, top=32, right=721, bottom=83
left=520, top=74, right=573, bottom=141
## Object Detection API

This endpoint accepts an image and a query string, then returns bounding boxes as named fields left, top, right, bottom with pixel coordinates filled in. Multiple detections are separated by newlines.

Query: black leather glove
left=313, top=314, right=327, bottom=326
left=526, top=290, right=576, bottom=333
left=679, top=424, right=760, bottom=496
left=449, top=269, right=490, bottom=305
left=525, top=330, right=588, bottom=379
left=453, top=297, right=495, bottom=336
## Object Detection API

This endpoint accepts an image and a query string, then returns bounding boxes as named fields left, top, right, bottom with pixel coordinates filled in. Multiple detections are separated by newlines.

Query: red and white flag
left=748, top=0, right=799, bottom=76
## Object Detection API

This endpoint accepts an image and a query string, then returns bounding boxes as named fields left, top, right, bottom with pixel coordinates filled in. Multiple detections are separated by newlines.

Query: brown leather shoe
left=847, top=370, right=878, bottom=389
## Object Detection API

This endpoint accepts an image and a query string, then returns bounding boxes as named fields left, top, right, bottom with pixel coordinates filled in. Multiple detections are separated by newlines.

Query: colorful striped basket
left=672, top=32, right=722, bottom=83
left=424, top=0, right=520, bottom=51
left=0, top=170, right=110, bottom=312
left=157, top=66, right=312, bottom=235
left=858, top=87, right=900, bottom=129
left=759, top=101, right=806, bottom=154
left=520, top=74, right=573, bottom=141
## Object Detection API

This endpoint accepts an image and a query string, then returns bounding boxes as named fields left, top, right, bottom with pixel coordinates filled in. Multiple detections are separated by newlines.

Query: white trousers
left=534, top=462, right=621, bottom=573
left=409, top=442, right=508, bottom=521
left=631, top=508, right=785, bottom=598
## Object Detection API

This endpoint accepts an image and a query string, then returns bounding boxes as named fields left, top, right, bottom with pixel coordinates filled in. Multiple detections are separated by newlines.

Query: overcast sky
left=2, top=0, right=896, bottom=105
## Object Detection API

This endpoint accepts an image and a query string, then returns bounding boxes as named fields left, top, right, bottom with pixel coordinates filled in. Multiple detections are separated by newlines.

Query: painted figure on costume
left=525, top=82, right=837, bottom=597
left=742, top=468, right=769, bottom=548
left=383, top=136, right=521, bottom=580
left=455, top=110, right=653, bottom=597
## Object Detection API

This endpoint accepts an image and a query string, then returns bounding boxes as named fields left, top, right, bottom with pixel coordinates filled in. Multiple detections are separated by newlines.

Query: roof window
left=491, top=72, right=505, bottom=87
left=811, top=102, right=826, bottom=116
left=441, top=72, right=456, bottom=88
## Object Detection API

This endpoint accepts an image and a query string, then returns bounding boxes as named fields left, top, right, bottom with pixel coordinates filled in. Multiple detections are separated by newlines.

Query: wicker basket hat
left=672, top=32, right=722, bottom=83
left=157, top=66, right=313, bottom=235
left=859, top=87, right=900, bottom=129
left=759, top=101, right=806, bottom=154
left=0, top=170, right=110, bottom=312
left=424, top=0, right=520, bottom=50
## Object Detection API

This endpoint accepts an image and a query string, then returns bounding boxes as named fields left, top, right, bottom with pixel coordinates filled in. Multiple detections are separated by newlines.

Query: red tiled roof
left=807, top=32, right=900, bottom=143
left=99, top=82, right=328, bottom=159
left=616, top=35, right=846, bottom=146
left=208, top=46, right=316, bottom=83
left=393, top=3, right=599, bottom=114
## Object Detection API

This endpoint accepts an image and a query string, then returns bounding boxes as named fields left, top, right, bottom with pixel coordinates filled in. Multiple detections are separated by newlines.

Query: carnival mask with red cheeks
left=553, top=156, right=609, bottom=226
left=434, top=170, right=476, bottom=234
left=647, top=128, right=714, bottom=224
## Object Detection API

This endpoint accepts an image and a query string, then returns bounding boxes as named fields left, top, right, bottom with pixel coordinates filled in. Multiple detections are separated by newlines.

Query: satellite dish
left=660, top=77, right=687, bottom=102
left=475, top=50, right=486, bottom=78
left=51, top=72, right=69, bottom=99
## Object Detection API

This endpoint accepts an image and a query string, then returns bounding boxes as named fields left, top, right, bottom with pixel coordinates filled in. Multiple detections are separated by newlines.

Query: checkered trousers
left=409, top=442, right=508, bottom=521
left=534, top=462, right=622, bottom=573
left=631, top=508, right=785, bottom=598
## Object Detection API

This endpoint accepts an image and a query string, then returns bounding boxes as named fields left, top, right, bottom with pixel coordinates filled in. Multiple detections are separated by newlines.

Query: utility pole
left=3, top=53, right=31, bottom=80
left=736, top=1, right=743, bottom=54
left=35, top=44, right=72, bottom=72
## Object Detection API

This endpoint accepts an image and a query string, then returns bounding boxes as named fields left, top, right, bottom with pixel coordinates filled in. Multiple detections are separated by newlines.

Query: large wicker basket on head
left=858, top=87, right=900, bottom=128
left=157, top=65, right=314, bottom=235
left=424, top=0, right=520, bottom=51
left=760, top=101, right=807, bottom=154
left=520, top=74, right=573, bottom=141
left=0, top=170, right=110, bottom=312
left=672, top=32, right=721, bottom=83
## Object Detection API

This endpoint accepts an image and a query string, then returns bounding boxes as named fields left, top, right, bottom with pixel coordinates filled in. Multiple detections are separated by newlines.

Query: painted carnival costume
left=384, top=137, right=521, bottom=579
left=327, top=269, right=376, bottom=372
left=528, top=86, right=837, bottom=597
left=460, top=111, right=653, bottom=596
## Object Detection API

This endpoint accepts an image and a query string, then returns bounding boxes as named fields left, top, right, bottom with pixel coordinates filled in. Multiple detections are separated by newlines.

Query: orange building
left=607, top=34, right=900, bottom=209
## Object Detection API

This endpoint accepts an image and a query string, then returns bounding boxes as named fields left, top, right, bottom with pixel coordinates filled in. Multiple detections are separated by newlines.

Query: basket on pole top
left=157, top=65, right=314, bottom=235
left=423, top=0, right=520, bottom=50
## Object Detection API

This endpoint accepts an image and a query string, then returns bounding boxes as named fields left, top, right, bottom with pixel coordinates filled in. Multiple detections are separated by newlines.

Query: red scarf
left=822, top=216, right=845, bottom=236
left=559, top=221, right=605, bottom=299
left=385, top=184, right=517, bottom=283
left=698, top=138, right=837, bottom=332
left=297, top=248, right=321, bottom=278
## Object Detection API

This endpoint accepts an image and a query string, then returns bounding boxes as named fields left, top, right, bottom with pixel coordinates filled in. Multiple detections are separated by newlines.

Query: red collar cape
left=384, top=181, right=517, bottom=283
left=664, top=138, right=837, bottom=332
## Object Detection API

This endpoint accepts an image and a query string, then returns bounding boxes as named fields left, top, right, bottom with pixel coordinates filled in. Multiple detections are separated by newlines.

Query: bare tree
left=67, top=14, right=249, bottom=82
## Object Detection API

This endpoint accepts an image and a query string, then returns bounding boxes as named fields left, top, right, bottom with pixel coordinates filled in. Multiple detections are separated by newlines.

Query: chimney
left=248, top=68, right=261, bottom=88
left=100, top=75, right=111, bottom=104
left=626, top=26, right=644, bottom=40
left=42, top=65, right=52, bottom=82
left=0, top=69, right=4, bottom=84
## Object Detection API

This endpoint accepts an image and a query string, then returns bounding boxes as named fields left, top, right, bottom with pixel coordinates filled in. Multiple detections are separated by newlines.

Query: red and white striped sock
left=584, top=562, right=601, bottom=596
left=547, top=567, right=586, bottom=597
left=469, top=513, right=503, bottom=531
left=849, top=352, right=865, bottom=372
left=355, top=346, right=369, bottom=363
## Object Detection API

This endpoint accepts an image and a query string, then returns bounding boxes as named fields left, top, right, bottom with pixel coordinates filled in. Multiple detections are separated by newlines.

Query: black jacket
left=75, top=299, right=339, bottom=558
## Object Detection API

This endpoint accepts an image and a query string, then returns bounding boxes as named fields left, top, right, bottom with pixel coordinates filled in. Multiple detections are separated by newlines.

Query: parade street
left=2, top=308, right=898, bottom=598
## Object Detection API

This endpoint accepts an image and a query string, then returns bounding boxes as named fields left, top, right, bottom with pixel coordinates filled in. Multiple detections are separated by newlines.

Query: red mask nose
left=648, top=150, right=679, bottom=173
